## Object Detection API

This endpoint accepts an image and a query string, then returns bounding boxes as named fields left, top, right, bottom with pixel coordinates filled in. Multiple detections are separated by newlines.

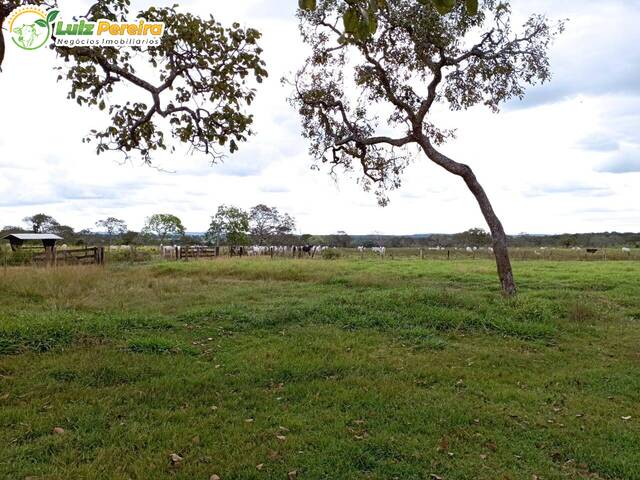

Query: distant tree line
left=2, top=215, right=639, bottom=249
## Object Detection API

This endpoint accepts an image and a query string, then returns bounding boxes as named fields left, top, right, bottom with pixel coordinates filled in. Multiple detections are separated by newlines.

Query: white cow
left=372, top=246, right=386, bottom=256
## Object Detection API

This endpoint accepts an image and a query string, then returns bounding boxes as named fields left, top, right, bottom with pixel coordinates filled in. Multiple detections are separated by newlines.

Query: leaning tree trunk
left=418, top=135, right=517, bottom=296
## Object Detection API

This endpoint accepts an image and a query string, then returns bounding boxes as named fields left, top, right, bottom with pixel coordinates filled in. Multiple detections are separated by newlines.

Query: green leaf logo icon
left=47, top=10, right=59, bottom=24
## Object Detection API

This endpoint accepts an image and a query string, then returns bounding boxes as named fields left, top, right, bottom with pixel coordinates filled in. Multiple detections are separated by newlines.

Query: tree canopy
left=22, top=213, right=60, bottom=233
left=206, top=205, right=250, bottom=247
left=0, top=0, right=267, bottom=164
left=142, top=213, right=185, bottom=243
left=297, top=0, right=480, bottom=41
left=249, top=204, right=297, bottom=245
left=96, top=217, right=128, bottom=242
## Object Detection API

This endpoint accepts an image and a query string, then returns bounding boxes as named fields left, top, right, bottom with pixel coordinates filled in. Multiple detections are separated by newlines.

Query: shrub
left=321, top=249, right=342, bottom=260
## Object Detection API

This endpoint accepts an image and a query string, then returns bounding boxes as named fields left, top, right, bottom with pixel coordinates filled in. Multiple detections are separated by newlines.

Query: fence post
left=447, top=250, right=450, bottom=260
left=420, top=248, right=424, bottom=260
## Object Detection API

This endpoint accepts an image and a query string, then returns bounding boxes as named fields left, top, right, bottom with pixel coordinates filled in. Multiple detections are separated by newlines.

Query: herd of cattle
left=143, top=244, right=637, bottom=260
left=157, top=244, right=389, bottom=259
left=248, top=245, right=334, bottom=257
left=247, top=245, right=387, bottom=257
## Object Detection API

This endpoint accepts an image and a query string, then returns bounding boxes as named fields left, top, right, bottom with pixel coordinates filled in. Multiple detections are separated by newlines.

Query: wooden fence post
left=420, top=248, right=424, bottom=260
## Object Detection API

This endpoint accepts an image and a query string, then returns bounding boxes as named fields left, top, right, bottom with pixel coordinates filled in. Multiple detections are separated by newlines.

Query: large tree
left=96, top=217, right=127, bottom=245
left=23, top=213, right=60, bottom=233
left=289, top=0, right=563, bottom=295
left=249, top=204, right=297, bottom=245
left=206, top=205, right=250, bottom=247
left=142, top=213, right=185, bottom=244
left=1, top=0, right=267, bottom=163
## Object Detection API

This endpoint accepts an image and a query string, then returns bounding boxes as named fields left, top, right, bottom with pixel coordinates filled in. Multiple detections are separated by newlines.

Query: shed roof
left=2, top=233, right=63, bottom=241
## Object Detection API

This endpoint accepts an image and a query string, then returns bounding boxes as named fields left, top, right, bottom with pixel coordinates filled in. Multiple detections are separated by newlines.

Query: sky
left=0, top=0, right=638, bottom=235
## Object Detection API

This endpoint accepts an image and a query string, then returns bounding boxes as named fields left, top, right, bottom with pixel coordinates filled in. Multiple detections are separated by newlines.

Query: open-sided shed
left=2, top=233, right=63, bottom=251
left=2, top=233, right=63, bottom=265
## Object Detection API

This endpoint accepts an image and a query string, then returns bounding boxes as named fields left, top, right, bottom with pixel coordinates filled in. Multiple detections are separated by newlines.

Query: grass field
left=1, top=258, right=639, bottom=479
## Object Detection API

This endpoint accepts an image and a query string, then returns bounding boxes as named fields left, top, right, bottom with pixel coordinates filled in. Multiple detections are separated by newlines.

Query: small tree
left=275, top=213, right=297, bottom=240
left=328, top=230, right=352, bottom=247
left=206, top=205, right=250, bottom=247
left=459, top=228, right=491, bottom=248
left=249, top=204, right=281, bottom=245
left=96, top=217, right=127, bottom=245
left=23, top=213, right=59, bottom=233
left=289, top=0, right=563, bottom=295
left=52, top=224, right=76, bottom=243
left=121, top=230, right=139, bottom=246
left=143, top=214, right=185, bottom=244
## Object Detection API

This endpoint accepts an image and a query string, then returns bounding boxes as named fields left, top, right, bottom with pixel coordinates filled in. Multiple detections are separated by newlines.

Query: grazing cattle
left=465, top=246, right=473, bottom=253
left=622, top=247, right=631, bottom=254
left=248, top=245, right=268, bottom=256
left=372, top=246, right=385, bottom=256
left=586, top=248, right=598, bottom=254
left=357, top=246, right=365, bottom=252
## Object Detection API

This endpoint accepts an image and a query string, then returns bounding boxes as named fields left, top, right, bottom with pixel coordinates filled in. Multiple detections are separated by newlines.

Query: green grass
left=1, top=258, right=639, bottom=479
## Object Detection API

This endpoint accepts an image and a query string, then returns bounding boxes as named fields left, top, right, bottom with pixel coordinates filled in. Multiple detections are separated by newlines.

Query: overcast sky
left=0, top=0, right=638, bottom=235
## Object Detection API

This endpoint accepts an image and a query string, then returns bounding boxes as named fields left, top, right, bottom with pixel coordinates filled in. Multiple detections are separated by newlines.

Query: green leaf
left=343, top=8, right=359, bottom=34
left=47, top=10, right=59, bottom=23
left=298, top=0, right=316, bottom=11
left=368, top=11, right=378, bottom=34
left=432, top=0, right=456, bottom=15
left=465, top=0, right=479, bottom=16
left=356, top=17, right=371, bottom=41
left=35, top=19, right=47, bottom=28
